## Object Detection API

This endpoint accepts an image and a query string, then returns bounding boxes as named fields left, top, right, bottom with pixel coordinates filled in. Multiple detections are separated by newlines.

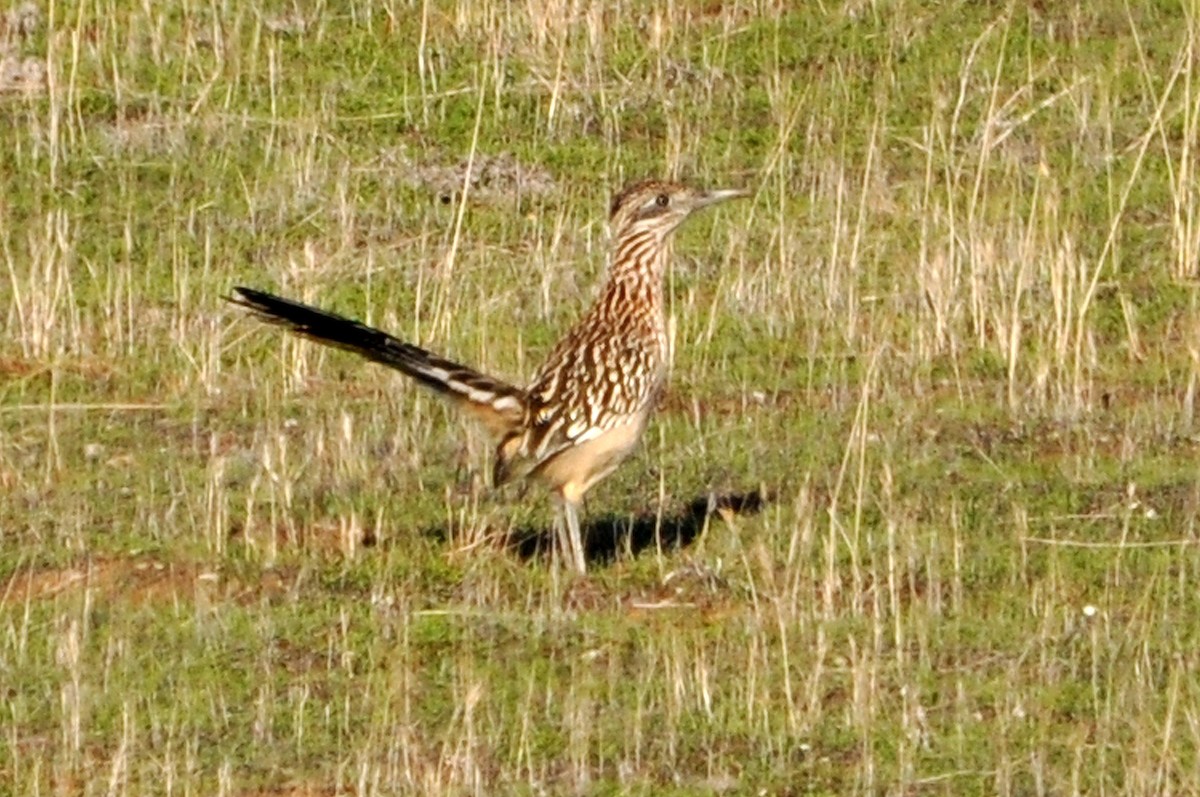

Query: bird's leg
left=555, top=497, right=587, bottom=575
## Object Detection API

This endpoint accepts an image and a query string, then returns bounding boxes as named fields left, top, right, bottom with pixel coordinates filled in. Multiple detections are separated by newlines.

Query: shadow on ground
left=508, top=489, right=770, bottom=568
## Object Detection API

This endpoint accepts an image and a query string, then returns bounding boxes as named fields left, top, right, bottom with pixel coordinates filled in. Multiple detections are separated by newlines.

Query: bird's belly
left=532, top=415, right=648, bottom=503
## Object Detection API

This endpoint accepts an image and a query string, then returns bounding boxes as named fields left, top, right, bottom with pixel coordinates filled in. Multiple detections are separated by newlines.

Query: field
left=4, top=1, right=1200, bottom=794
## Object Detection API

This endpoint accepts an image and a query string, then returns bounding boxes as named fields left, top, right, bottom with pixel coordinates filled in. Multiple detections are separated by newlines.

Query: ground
left=3, top=1, right=1200, bottom=795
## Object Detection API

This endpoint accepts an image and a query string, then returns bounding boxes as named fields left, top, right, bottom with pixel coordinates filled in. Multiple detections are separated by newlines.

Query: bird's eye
left=655, top=193, right=670, bottom=207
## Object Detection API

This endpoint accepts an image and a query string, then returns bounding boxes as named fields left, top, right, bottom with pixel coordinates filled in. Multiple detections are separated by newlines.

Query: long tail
left=229, top=287, right=527, bottom=436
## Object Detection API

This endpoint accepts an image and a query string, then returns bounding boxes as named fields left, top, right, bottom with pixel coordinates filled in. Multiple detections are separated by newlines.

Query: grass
left=4, top=0, right=1200, bottom=794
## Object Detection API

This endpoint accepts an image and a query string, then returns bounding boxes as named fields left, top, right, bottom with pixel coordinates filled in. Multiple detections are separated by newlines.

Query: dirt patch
left=0, top=354, right=115, bottom=382
left=3, top=556, right=294, bottom=608
left=0, top=355, right=41, bottom=378
left=5, top=557, right=207, bottom=607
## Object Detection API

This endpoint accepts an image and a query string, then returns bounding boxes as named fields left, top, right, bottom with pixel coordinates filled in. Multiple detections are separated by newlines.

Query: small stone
left=0, top=55, right=45, bottom=93
left=264, top=12, right=306, bottom=35
left=7, top=2, right=41, bottom=36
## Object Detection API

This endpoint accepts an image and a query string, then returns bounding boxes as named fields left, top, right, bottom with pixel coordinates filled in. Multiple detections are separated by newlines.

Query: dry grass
left=4, top=0, right=1200, bottom=794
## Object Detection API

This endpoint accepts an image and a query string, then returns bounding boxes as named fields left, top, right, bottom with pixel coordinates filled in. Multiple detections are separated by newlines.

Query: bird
left=228, top=179, right=748, bottom=573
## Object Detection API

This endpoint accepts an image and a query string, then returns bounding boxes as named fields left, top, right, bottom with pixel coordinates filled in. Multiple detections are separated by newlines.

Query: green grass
left=5, top=0, right=1200, bottom=794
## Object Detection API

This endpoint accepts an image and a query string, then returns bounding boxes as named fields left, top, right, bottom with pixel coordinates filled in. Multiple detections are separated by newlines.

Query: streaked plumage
left=229, top=179, right=747, bottom=573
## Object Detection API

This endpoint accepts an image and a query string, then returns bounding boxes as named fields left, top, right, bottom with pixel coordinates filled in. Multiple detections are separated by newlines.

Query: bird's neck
left=585, top=229, right=670, bottom=359
left=603, top=228, right=671, bottom=298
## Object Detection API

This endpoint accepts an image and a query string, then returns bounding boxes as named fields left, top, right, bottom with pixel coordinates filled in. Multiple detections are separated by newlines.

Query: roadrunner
left=230, top=179, right=747, bottom=573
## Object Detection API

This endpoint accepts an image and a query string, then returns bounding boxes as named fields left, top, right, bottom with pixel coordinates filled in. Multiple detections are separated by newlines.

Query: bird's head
left=608, top=179, right=748, bottom=240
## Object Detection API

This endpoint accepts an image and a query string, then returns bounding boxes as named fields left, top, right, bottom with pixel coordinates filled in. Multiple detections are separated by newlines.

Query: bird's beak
left=695, top=188, right=751, bottom=208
